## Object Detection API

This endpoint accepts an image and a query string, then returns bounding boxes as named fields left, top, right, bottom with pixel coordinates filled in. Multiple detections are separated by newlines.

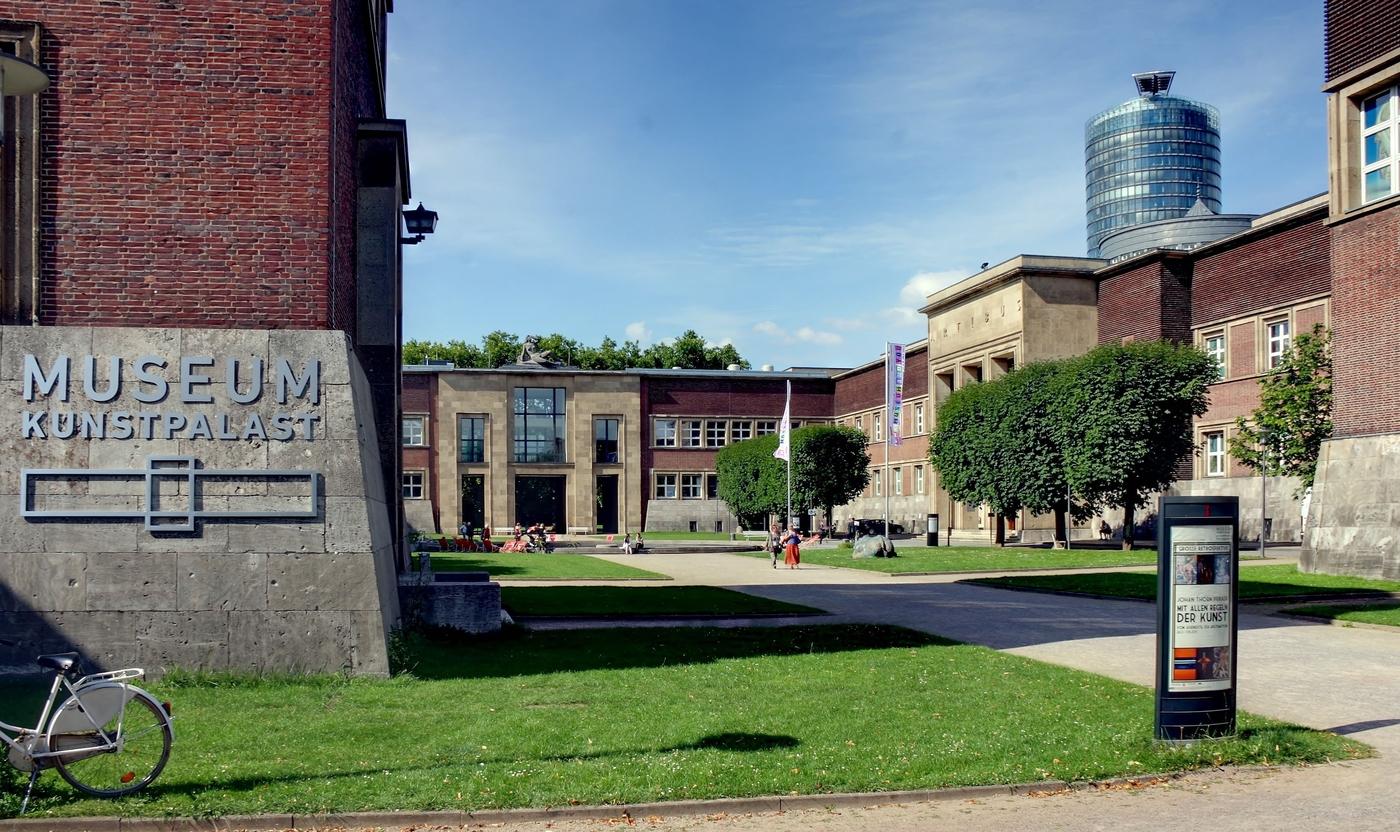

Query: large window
left=1203, top=332, right=1225, bottom=381
left=855, top=415, right=863, bottom=434
left=874, top=413, right=883, bottom=442
left=402, top=415, right=426, bottom=447
left=731, top=420, right=752, bottom=442
left=756, top=420, right=778, bottom=436
left=914, top=403, right=924, bottom=435
left=705, top=473, right=719, bottom=499
left=874, top=469, right=882, bottom=497
left=594, top=418, right=619, bottom=463
left=458, top=416, right=485, bottom=462
left=513, top=387, right=567, bottom=463
left=892, top=466, right=903, bottom=496
left=1205, top=431, right=1225, bottom=477
left=654, top=473, right=677, bottom=499
left=681, top=473, right=703, bottom=499
left=705, top=420, right=728, bottom=448
left=402, top=471, right=425, bottom=499
left=914, top=465, right=925, bottom=495
left=681, top=420, right=704, bottom=448
left=1363, top=85, right=1397, bottom=203
left=655, top=418, right=677, bottom=447
left=1266, top=320, right=1291, bottom=370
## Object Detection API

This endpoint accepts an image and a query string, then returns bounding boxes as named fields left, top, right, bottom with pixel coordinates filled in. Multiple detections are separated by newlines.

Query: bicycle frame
left=0, top=668, right=146, bottom=765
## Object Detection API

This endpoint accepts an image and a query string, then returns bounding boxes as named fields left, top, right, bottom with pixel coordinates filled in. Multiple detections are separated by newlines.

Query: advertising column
left=1155, top=496, right=1239, bottom=741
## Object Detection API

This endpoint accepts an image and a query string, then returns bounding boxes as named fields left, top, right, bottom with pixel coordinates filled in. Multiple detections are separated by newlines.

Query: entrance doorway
left=595, top=475, right=619, bottom=534
left=461, top=475, right=485, bottom=530
left=515, top=476, right=566, bottom=530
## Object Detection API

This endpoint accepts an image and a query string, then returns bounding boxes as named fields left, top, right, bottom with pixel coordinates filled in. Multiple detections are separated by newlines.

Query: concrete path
left=479, top=549, right=1400, bottom=831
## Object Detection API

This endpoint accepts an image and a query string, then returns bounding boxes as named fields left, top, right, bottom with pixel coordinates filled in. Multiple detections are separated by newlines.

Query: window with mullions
left=681, top=473, right=703, bottom=499
left=1363, top=86, right=1398, bottom=203
left=731, top=420, right=753, bottom=442
left=655, top=418, right=677, bottom=447
left=1266, top=320, right=1291, bottom=370
left=402, top=415, right=426, bottom=446
left=681, top=420, right=704, bottom=447
left=402, top=471, right=425, bottom=499
left=756, top=420, right=777, bottom=436
left=705, top=473, right=719, bottom=499
left=1205, top=431, right=1225, bottom=477
left=1203, top=333, right=1225, bottom=381
left=458, top=416, right=485, bottom=462
left=513, top=387, right=567, bottom=463
left=705, top=420, right=727, bottom=448
left=594, top=418, right=620, bottom=463
left=654, top=473, right=677, bottom=499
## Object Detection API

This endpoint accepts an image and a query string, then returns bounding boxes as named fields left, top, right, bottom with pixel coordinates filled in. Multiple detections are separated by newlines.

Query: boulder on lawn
left=853, top=535, right=897, bottom=559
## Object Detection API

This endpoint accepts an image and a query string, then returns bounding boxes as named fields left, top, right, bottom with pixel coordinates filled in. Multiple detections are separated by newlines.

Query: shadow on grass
left=398, top=624, right=950, bottom=681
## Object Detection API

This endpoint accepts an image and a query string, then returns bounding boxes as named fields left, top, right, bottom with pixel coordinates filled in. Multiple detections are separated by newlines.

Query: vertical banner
left=773, top=380, right=791, bottom=461
left=886, top=342, right=905, bottom=447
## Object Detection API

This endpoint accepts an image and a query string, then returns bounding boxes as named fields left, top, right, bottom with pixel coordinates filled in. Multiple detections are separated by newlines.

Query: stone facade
left=0, top=326, right=399, bottom=676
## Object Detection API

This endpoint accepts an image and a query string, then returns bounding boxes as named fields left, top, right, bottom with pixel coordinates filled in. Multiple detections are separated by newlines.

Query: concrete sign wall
left=0, top=326, right=399, bottom=676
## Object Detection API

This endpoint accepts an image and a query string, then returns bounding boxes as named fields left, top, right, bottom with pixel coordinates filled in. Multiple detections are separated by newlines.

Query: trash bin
left=926, top=513, right=939, bottom=547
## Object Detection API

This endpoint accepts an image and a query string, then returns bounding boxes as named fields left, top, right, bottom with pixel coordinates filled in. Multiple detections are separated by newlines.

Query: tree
left=791, top=426, right=870, bottom=527
left=714, top=434, right=787, bottom=522
left=995, top=360, right=1092, bottom=544
left=1230, top=325, right=1332, bottom=492
left=929, top=379, right=1023, bottom=541
left=1059, top=341, right=1216, bottom=549
left=480, top=330, right=523, bottom=368
left=400, top=330, right=744, bottom=370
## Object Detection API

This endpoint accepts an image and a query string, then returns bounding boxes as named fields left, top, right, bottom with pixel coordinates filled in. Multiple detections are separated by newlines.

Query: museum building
left=0, top=1, right=417, bottom=676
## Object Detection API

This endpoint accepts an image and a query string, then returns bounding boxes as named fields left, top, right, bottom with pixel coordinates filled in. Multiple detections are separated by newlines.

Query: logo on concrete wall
left=20, top=455, right=319, bottom=533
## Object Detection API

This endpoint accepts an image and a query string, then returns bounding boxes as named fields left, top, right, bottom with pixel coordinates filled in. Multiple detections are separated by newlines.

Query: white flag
left=773, top=380, right=791, bottom=461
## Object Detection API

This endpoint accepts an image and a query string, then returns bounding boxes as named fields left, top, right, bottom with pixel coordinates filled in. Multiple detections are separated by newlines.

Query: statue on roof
left=516, top=336, right=557, bottom=367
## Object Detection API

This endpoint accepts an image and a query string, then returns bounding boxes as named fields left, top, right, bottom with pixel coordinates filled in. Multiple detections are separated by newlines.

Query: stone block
left=86, top=552, right=176, bottom=610
left=133, top=611, right=231, bottom=671
left=2, top=551, right=86, bottom=612
left=350, top=609, right=391, bottom=676
left=325, top=496, right=374, bottom=553
left=228, top=610, right=354, bottom=674
left=1355, top=503, right=1394, bottom=527
left=321, top=382, right=361, bottom=442
left=227, top=515, right=326, bottom=555
left=177, top=552, right=267, bottom=611
left=270, top=329, right=351, bottom=385
left=0, top=326, right=94, bottom=382
left=40, top=611, right=139, bottom=672
left=267, top=553, right=380, bottom=611
left=268, top=438, right=365, bottom=497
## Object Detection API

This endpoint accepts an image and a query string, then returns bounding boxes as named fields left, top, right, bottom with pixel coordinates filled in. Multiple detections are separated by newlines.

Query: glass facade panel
left=458, top=416, right=485, bottom=462
left=1084, top=95, right=1222, bottom=256
left=513, top=387, right=566, bottom=463
left=594, top=418, right=619, bottom=463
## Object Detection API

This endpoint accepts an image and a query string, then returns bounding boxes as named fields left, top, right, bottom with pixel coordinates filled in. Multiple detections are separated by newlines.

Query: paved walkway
left=484, top=549, right=1400, bottom=831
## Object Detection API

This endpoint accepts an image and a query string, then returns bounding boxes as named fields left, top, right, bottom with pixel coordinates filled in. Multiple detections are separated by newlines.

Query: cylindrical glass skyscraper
left=1085, top=72, right=1221, bottom=257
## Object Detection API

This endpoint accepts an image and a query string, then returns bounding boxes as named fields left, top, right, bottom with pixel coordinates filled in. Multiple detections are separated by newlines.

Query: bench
left=566, top=526, right=592, bottom=536
left=735, top=530, right=770, bottom=541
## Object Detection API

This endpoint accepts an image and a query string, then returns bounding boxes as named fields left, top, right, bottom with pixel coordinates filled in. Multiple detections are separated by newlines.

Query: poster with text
left=1168, top=523, right=1233, bottom=692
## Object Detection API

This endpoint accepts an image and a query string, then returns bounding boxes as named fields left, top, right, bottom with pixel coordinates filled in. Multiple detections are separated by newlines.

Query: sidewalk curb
left=0, top=767, right=1281, bottom=831
left=1273, top=610, right=1400, bottom=633
left=957, top=579, right=1400, bottom=606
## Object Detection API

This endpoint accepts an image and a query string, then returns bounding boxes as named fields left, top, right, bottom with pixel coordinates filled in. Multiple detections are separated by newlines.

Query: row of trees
left=714, top=426, right=871, bottom=527
left=930, top=341, right=1217, bottom=549
left=403, top=330, right=749, bottom=371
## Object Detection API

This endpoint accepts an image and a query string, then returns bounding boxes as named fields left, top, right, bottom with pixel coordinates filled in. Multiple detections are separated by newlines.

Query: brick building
left=1303, top=0, right=1400, bottom=579
left=1, top=1, right=417, bottom=675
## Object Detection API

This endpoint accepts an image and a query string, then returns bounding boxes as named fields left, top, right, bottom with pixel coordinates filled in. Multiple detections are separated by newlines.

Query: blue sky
left=390, top=0, right=1326, bottom=370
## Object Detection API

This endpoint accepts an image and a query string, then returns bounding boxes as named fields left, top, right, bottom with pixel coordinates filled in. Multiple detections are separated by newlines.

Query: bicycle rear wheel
left=50, top=688, right=172, bottom=797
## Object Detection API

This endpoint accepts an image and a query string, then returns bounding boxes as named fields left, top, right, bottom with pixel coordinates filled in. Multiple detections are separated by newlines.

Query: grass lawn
left=0, top=625, right=1366, bottom=819
left=740, top=545, right=1157, bottom=575
left=966, top=564, right=1400, bottom=601
left=1286, top=601, right=1400, bottom=627
left=427, top=550, right=667, bottom=581
left=501, top=586, right=822, bottom=618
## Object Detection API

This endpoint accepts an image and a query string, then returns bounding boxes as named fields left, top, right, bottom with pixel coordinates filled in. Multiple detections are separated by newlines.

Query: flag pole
left=786, top=381, right=792, bottom=531
left=884, top=345, right=891, bottom=537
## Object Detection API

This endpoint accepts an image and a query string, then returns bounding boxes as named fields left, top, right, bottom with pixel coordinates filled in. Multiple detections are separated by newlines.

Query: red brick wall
left=1228, top=322, right=1256, bottom=377
left=1098, top=261, right=1172, bottom=344
left=16, top=1, right=379, bottom=330
left=1326, top=0, right=1400, bottom=82
left=833, top=345, right=927, bottom=415
left=1331, top=208, right=1400, bottom=435
left=1199, top=379, right=1262, bottom=429
left=1192, top=218, right=1330, bottom=325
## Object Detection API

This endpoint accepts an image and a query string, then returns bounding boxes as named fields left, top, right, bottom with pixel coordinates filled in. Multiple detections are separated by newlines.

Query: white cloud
left=624, top=321, right=653, bottom=344
left=753, top=320, right=842, bottom=346
left=885, top=270, right=966, bottom=325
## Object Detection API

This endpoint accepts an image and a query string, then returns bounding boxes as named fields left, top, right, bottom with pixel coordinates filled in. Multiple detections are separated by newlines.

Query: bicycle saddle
left=36, top=652, right=81, bottom=673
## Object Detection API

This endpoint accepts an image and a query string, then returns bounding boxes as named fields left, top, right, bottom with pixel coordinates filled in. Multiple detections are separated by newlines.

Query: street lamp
left=0, top=53, right=50, bottom=143
left=401, top=202, right=438, bottom=245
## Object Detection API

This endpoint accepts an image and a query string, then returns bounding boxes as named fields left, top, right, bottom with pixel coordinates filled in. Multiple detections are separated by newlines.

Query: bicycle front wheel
left=50, top=688, right=172, bottom=797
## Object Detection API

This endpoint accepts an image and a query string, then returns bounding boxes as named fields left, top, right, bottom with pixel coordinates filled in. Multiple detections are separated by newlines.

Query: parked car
left=851, top=519, right=905, bottom=536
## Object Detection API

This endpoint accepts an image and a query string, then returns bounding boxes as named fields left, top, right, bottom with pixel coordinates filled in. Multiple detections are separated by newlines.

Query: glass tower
left=1085, top=71, right=1221, bottom=257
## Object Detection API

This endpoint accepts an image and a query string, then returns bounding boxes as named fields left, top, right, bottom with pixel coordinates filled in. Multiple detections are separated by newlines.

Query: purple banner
left=887, top=342, right=905, bottom=447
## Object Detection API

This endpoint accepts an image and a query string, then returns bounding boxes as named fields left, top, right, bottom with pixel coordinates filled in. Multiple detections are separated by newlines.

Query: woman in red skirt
left=783, top=526, right=801, bottom=569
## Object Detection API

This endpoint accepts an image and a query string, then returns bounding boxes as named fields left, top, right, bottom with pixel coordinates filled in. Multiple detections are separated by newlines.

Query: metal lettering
left=23, top=355, right=69, bottom=402
left=79, top=412, right=103, bottom=439
left=242, top=413, right=267, bottom=441
left=21, top=411, right=45, bottom=438
left=82, top=356, right=121, bottom=403
left=227, top=358, right=263, bottom=404
left=161, top=413, right=187, bottom=439
left=110, top=411, right=134, bottom=440
left=179, top=356, right=215, bottom=404
left=275, top=359, right=320, bottom=405
left=51, top=412, right=76, bottom=439
left=188, top=413, right=214, bottom=440
left=133, top=357, right=169, bottom=404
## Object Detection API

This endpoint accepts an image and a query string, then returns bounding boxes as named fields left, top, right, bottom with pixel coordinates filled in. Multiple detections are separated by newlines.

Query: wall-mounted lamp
left=0, top=53, right=50, bottom=144
left=401, top=202, right=438, bottom=245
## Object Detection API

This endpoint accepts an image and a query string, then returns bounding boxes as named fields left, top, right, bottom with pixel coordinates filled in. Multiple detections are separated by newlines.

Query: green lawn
left=0, top=625, right=1366, bottom=819
left=740, top=545, right=1157, bottom=575
left=501, top=586, right=822, bottom=618
left=966, top=564, right=1400, bottom=601
left=1286, top=601, right=1400, bottom=627
left=425, top=550, right=667, bottom=581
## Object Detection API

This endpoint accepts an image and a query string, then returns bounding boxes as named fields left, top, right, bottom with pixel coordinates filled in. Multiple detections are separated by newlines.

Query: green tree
left=996, top=360, right=1092, bottom=544
left=791, top=425, right=870, bottom=527
left=402, top=330, right=743, bottom=370
left=1059, top=341, right=1216, bottom=549
left=1229, top=325, right=1333, bottom=492
left=714, top=434, right=787, bottom=522
left=481, top=331, right=523, bottom=368
left=929, top=379, right=1021, bottom=538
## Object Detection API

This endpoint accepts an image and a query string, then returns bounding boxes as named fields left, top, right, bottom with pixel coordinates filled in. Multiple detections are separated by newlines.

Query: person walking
left=783, top=525, right=802, bottom=569
left=768, top=523, right=782, bottom=569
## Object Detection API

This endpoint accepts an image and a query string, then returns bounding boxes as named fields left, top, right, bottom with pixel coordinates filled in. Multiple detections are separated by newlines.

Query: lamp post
left=0, top=53, right=49, bottom=142
left=401, top=202, right=439, bottom=245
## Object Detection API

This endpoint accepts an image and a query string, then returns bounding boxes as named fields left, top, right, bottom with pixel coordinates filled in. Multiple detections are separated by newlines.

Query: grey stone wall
left=400, top=576, right=501, bottom=635
left=0, top=326, right=399, bottom=677
left=644, top=499, right=740, bottom=533
left=1169, top=474, right=1305, bottom=544
left=1302, top=436, right=1400, bottom=580
left=834, top=495, right=932, bottom=535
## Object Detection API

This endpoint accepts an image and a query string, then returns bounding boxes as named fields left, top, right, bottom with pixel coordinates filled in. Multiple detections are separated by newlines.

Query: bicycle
left=0, top=639, right=174, bottom=814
